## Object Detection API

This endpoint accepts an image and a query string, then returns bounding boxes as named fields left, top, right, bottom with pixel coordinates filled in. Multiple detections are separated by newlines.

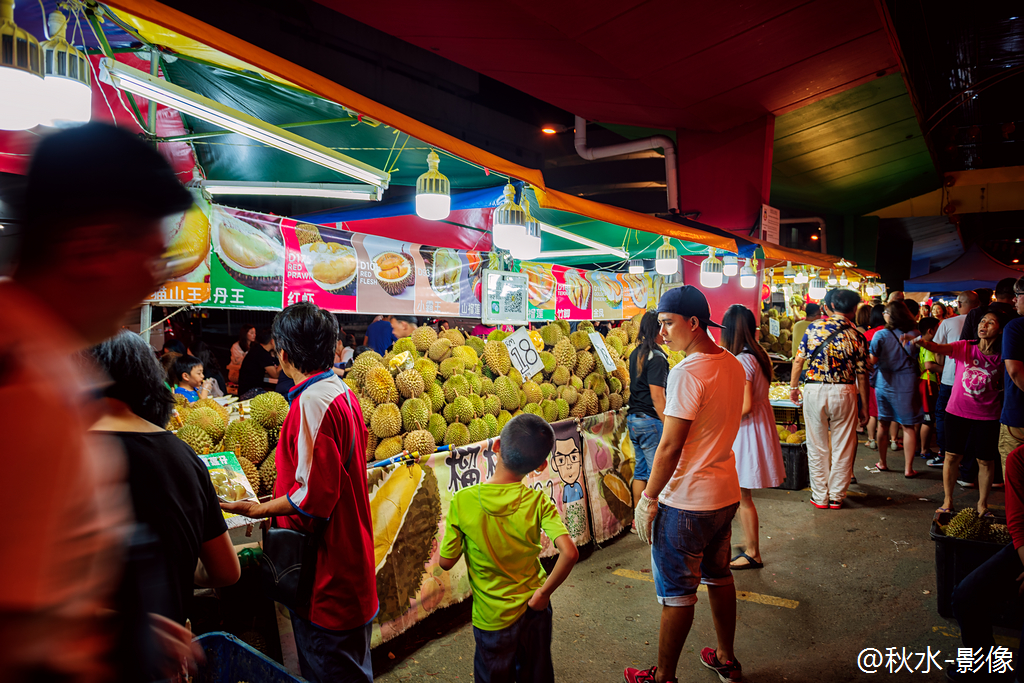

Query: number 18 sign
left=503, top=327, right=545, bottom=379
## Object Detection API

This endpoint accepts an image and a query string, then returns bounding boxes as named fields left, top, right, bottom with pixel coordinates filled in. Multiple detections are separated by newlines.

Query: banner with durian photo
left=145, top=189, right=212, bottom=305
left=202, top=206, right=285, bottom=310
left=579, top=410, right=635, bottom=544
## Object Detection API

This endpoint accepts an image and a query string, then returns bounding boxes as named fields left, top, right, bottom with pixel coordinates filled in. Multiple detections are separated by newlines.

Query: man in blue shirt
left=364, top=315, right=418, bottom=355
left=1001, top=277, right=1024, bottom=469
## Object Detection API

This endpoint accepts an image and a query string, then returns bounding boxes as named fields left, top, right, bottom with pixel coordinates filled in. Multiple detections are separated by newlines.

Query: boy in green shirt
left=440, top=414, right=579, bottom=683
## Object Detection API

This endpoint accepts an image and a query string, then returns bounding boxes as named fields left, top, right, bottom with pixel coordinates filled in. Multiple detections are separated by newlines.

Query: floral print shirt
left=797, top=316, right=868, bottom=384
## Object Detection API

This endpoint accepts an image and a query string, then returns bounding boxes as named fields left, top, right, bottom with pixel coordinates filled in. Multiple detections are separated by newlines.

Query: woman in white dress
left=721, top=304, right=786, bottom=570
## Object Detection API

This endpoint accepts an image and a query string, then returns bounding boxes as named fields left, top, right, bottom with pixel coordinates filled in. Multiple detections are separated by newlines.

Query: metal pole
left=140, top=304, right=152, bottom=345
left=141, top=50, right=159, bottom=348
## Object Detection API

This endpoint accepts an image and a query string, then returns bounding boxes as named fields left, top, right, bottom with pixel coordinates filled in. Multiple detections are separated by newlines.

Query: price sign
left=769, top=318, right=780, bottom=337
left=588, top=333, right=617, bottom=372
left=503, top=327, right=545, bottom=379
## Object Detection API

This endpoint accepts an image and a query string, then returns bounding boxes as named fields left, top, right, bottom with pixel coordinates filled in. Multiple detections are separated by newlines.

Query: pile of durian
left=939, top=508, right=1013, bottom=544
left=758, top=309, right=795, bottom=357
left=347, top=317, right=639, bottom=462
left=777, top=425, right=805, bottom=444
left=170, top=392, right=287, bottom=497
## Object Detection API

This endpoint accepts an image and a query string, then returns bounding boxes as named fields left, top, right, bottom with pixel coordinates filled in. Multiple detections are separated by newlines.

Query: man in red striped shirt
left=224, top=302, right=377, bottom=682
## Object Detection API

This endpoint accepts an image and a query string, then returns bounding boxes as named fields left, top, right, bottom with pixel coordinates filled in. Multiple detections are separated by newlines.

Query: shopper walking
left=916, top=310, right=1010, bottom=516
left=870, top=301, right=923, bottom=478
left=1001, top=277, right=1024, bottom=470
left=222, top=302, right=377, bottom=682
left=863, top=304, right=887, bottom=450
left=627, top=311, right=669, bottom=510
left=628, top=286, right=745, bottom=683
left=790, top=289, right=869, bottom=509
left=721, top=305, right=785, bottom=570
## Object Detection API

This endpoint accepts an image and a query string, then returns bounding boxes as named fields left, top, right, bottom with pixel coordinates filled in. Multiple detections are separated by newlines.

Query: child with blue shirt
left=172, top=354, right=211, bottom=403
left=439, top=414, right=579, bottom=683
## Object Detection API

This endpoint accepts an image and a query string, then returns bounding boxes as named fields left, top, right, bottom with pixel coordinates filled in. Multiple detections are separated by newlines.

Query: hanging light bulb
left=794, top=267, right=808, bottom=284
left=839, top=269, right=849, bottom=286
left=783, top=261, right=796, bottom=280
left=39, top=11, right=91, bottom=127
left=739, top=258, right=756, bottom=288
left=808, top=276, right=827, bottom=300
left=700, top=248, right=724, bottom=288
left=0, top=0, right=46, bottom=130
left=415, top=150, right=451, bottom=220
left=655, top=236, right=678, bottom=275
left=491, top=183, right=526, bottom=250
left=827, top=269, right=838, bottom=285
left=722, top=254, right=738, bottom=277
left=510, top=198, right=541, bottom=260
left=628, top=259, right=644, bottom=274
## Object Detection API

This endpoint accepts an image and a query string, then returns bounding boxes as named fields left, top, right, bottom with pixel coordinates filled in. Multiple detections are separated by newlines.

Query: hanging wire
left=141, top=304, right=193, bottom=334
left=386, top=132, right=410, bottom=174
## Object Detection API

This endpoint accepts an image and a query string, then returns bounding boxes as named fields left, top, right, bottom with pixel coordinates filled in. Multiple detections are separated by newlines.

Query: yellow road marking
left=612, top=569, right=799, bottom=609
left=995, top=635, right=1019, bottom=648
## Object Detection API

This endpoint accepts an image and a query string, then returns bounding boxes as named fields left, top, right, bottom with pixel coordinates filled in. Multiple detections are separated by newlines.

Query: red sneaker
left=810, top=499, right=829, bottom=509
left=700, top=647, right=742, bottom=683
left=624, top=666, right=672, bottom=683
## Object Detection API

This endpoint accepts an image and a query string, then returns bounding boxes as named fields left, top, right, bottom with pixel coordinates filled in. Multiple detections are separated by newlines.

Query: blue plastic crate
left=195, top=632, right=301, bottom=683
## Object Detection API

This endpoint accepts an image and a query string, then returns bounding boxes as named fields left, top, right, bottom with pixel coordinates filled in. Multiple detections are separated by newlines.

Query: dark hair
left=919, top=317, right=940, bottom=335
left=996, top=277, right=1018, bottom=299
left=255, top=327, right=274, bottom=346
left=976, top=288, right=994, bottom=306
left=163, top=339, right=186, bottom=356
left=160, top=351, right=181, bottom=384
left=172, top=354, right=203, bottom=384
left=830, top=289, right=861, bottom=315
left=499, top=414, right=555, bottom=475
left=854, top=304, right=870, bottom=329
left=869, top=303, right=886, bottom=329
left=90, top=331, right=174, bottom=427
left=393, top=315, right=418, bottom=326
left=805, top=303, right=821, bottom=319
left=633, top=311, right=661, bottom=377
left=884, top=301, right=916, bottom=333
left=905, top=299, right=920, bottom=318
left=192, top=341, right=224, bottom=381
left=1015, top=277, right=1024, bottom=296
left=721, top=305, right=772, bottom=381
left=236, top=324, right=254, bottom=353
left=272, top=302, right=339, bottom=374
left=821, top=289, right=836, bottom=312
left=354, top=345, right=372, bottom=357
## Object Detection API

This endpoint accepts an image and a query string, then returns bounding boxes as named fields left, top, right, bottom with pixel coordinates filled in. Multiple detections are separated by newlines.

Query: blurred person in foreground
left=0, top=123, right=196, bottom=681
left=88, top=332, right=241, bottom=625
left=222, top=302, right=377, bottom=682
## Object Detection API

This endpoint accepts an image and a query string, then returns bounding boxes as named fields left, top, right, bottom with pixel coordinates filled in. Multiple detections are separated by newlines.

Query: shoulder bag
left=261, top=387, right=356, bottom=620
left=799, top=324, right=847, bottom=383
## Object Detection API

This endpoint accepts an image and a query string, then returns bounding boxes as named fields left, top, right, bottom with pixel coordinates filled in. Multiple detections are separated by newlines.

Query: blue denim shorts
left=875, top=387, right=923, bottom=426
left=651, top=502, right=739, bottom=607
left=627, top=413, right=663, bottom=481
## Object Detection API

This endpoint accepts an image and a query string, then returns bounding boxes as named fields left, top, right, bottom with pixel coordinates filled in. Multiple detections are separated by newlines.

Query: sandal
left=874, top=462, right=890, bottom=472
left=730, top=552, right=764, bottom=570
left=936, top=506, right=954, bottom=515
left=865, top=439, right=878, bottom=450
left=905, top=471, right=921, bottom=479
left=979, top=509, right=996, bottom=519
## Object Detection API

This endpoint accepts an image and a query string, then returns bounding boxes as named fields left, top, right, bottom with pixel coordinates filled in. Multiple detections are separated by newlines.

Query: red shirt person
left=223, top=302, right=377, bottom=682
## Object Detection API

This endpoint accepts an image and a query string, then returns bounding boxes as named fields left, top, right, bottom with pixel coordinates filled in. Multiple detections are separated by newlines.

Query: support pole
left=140, top=304, right=152, bottom=345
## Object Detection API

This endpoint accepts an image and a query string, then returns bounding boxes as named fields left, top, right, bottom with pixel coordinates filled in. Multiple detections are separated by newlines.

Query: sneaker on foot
left=865, top=439, right=878, bottom=450
left=926, top=456, right=944, bottom=468
left=829, top=500, right=843, bottom=509
left=624, top=666, right=669, bottom=683
left=810, top=499, right=829, bottom=509
left=957, top=480, right=978, bottom=489
left=700, top=648, right=742, bottom=683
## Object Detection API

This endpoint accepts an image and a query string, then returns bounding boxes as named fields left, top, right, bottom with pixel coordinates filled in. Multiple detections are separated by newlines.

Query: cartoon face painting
left=553, top=437, right=584, bottom=504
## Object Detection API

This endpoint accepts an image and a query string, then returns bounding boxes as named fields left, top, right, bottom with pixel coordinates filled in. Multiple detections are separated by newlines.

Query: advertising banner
left=579, top=410, right=635, bottom=544
left=145, top=190, right=211, bottom=305
left=620, top=273, right=653, bottom=318
left=553, top=264, right=592, bottom=320
left=202, top=206, right=285, bottom=310
left=522, top=262, right=556, bottom=322
left=589, top=271, right=624, bottom=320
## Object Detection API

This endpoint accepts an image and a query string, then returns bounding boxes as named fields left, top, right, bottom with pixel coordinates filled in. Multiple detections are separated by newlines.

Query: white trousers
left=802, top=383, right=859, bottom=504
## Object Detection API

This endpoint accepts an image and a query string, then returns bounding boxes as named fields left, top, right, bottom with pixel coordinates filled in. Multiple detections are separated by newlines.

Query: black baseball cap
left=656, top=285, right=724, bottom=329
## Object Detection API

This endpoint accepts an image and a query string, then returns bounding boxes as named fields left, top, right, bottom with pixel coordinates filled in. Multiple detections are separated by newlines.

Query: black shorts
left=944, top=413, right=1000, bottom=461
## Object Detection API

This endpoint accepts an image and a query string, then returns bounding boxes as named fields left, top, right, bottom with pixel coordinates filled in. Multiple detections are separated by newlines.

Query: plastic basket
left=774, top=442, right=809, bottom=491
left=929, top=513, right=1021, bottom=627
left=771, top=406, right=804, bottom=429
left=194, top=632, right=301, bottom=683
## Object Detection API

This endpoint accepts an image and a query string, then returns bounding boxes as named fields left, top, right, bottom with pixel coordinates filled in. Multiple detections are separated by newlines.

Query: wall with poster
left=368, top=410, right=633, bottom=647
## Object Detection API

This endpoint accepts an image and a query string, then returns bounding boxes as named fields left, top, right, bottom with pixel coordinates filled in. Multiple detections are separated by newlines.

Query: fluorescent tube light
left=203, top=181, right=382, bottom=200
left=537, top=223, right=627, bottom=259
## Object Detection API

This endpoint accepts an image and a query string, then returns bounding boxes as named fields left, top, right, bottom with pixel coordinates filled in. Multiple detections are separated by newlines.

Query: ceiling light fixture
left=491, top=183, right=526, bottom=250
left=839, top=269, right=849, bottom=286
left=655, top=236, right=679, bottom=275
left=808, top=276, right=827, bottom=300
left=794, top=267, right=808, bottom=284
left=203, top=180, right=382, bottom=200
left=0, top=0, right=45, bottom=130
left=511, top=199, right=542, bottom=260
left=629, top=259, right=644, bottom=274
left=783, top=261, right=796, bottom=280
left=722, top=254, right=738, bottom=278
left=99, top=59, right=390, bottom=188
left=700, top=249, right=723, bottom=289
left=415, top=150, right=450, bottom=220
left=39, top=11, right=91, bottom=127
left=739, top=258, right=756, bottom=289
left=541, top=124, right=567, bottom=134
left=537, top=222, right=627, bottom=259
left=827, top=269, right=837, bottom=285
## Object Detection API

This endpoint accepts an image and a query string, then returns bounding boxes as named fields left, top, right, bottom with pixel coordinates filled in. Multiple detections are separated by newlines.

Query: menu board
left=620, top=273, right=652, bottom=318
left=589, top=272, right=624, bottom=320
left=202, top=206, right=285, bottom=310
left=521, top=262, right=556, bottom=322
left=553, top=265, right=592, bottom=320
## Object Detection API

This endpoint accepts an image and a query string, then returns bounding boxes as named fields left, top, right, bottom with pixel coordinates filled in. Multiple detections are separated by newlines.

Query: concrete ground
left=370, top=440, right=1018, bottom=682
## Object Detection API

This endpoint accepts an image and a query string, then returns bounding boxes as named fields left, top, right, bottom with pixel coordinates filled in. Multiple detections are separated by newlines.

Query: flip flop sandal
left=874, top=463, right=891, bottom=472
left=905, top=471, right=921, bottom=478
left=935, top=507, right=954, bottom=515
left=730, top=552, right=764, bottom=570
left=980, top=510, right=996, bottom=519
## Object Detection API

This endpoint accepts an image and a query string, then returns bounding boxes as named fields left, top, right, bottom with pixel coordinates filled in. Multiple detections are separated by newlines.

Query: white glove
left=635, top=491, right=659, bottom=545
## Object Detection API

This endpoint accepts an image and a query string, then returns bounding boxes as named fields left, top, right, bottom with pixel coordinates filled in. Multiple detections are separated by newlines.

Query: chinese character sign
left=521, top=262, right=555, bottom=322
left=280, top=219, right=358, bottom=313
left=145, top=190, right=211, bottom=304
left=201, top=206, right=285, bottom=310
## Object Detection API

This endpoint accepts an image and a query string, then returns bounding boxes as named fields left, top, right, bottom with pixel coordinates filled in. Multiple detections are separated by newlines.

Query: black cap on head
left=656, top=285, right=723, bottom=329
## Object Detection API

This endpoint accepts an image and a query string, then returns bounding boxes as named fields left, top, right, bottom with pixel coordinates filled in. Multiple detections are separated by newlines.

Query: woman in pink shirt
left=915, top=311, right=1009, bottom=516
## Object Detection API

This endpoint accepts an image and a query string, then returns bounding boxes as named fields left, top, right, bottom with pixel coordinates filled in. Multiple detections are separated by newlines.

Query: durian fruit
left=555, top=398, right=570, bottom=420
left=414, top=357, right=438, bottom=386
left=237, top=456, right=260, bottom=493
left=575, top=350, right=595, bottom=378
left=427, top=413, right=448, bottom=444
left=359, top=397, right=376, bottom=425
left=582, top=389, right=600, bottom=415
left=560, top=385, right=578, bottom=405
left=468, top=394, right=485, bottom=418
left=440, top=357, right=465, bottom=380
left=552, top=366, right=570, bottom=386
left=465, top=335, right=486, bottom=357
left=570, top=398, right=588, bottom=418
left=539, top=351, right=556, bottom=376
left=578, top=321, right=595, bottom=333
left=555, top=320, right=571, bottom=335
left=443, top=402, right=456, bottom=423
left=483, top=340, right=512, bottom=376
left=570, top=330, right=592, bottom=351
left=404, top=429, right=437, bottom=456
left=452, top=346, right=479, bottom=368
left=428, top=338, right=453, bottom=362
left=569, top=374, right=584, bottom=392
left=368, top=464, right=441, bottom=623
left=192, top=398, right=229, bottom=424
left=178, top=423, right=214, bottom=455
left=541, top=400, right=558, bottom=423
left=444, top=422, right=471, bottom=447
left=234, top=420, right=270, bottom=465
left=267, top=425, right=281, bottom=453
left=371, top=403, right=403, bottom=439
left=608, top=327, right=630, bottom=347
left=468, top=418, right=489, bottom=442
left=518, top=389, right=528, bottom=409
left=508, top=367, right=523, bottom=385
left=483, top=413, right=499, bottom=438
left=985, top=523, right=1012, bottom=545
left=487, top=329, right=509, bottom=342
left=608, top=377, right=623, bottom=394
left=258, top=455, right=277, bottom=496
left=250, top=392, right=289, bottom=429
left=496, top=410, right=513, bottom=432
left=523, top=402, right=543, bottom=417
left=173, top=393, right=189, bottom=408
left=185, top=407, right=226, bottom=444
left=599, top=395, right=610, bottom=413
left=412, top=325, right=438, bottom=352
left=540, top=382, right=556, bottom=400
left=540, top=323, right=564, bottom=347
left=401, top=398, right=430, bottom=432
left=945, top=508, right=982, bottom=540
left=464, top=372, right=483, bottom=395
left=365, top=366, right=399, bottom=405
left=393, top=337, right=417, bottom=357
left=479, top=376, right=494, bottom=396
left=376, top=435, right=405, bottom=461
left=585, top=373, right=608, bottom=396
left=483, top=394, right=501, bottom=416
left=443, top=375, right=470, bottom=402
left=451, top=396, right=475, bottom=425
left=440, top=328, right=466, bottom=347
left=553, top=339, right=576, bottom=369
left=521, top=380, right=543, bottom=405
left=605, top=335, right=623, bottom=355
left=396, top=369, right=425, bottom=399
left=367, top=433, right=379, bottom=459
left=608, top=393, right=623, bottom=411
left=426, top=383, right=445, bottom=412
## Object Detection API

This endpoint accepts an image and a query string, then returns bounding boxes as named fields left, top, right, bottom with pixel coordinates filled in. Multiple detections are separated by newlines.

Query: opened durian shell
left=211, top=209, right=284, bottom=291
left=373, top=251, right=414, bottom=296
